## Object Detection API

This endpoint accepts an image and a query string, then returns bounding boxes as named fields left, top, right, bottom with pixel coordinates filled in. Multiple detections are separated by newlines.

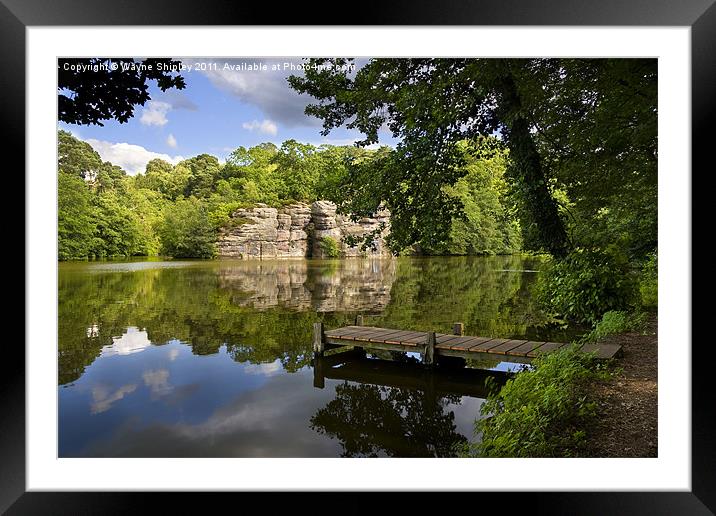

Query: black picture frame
left=4, top=1, right=708, bottom=513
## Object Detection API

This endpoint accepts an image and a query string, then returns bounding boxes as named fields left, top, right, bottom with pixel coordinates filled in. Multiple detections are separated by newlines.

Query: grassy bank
left=460, top=310, right=657, bottom=458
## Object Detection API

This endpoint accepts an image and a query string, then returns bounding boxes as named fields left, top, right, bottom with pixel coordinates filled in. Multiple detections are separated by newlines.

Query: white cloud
left=242, top=119, right=278, bottom=136
left=85, top=138, right=184, bottom=175
left=167, top=133, right=178, bottom=148
left=140, top=100, right=172, bottom=126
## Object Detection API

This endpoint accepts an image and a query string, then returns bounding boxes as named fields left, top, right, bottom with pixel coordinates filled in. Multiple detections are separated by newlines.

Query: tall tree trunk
left=497, top=67, right=569, bottom=258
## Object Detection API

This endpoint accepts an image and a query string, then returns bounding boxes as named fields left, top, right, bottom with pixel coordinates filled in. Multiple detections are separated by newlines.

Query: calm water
left=58, top=256, right=580, bottom=457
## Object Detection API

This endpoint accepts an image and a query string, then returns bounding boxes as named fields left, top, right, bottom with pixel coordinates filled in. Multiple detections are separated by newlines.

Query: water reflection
left=218, top=259, right=395, bottom=312
left=312, top=382, right=467, bottom=457
left=90, top=383, right=137, bottom=414
left=101, top=327, right=152, bottom=356
left=58, top=256, right=578, bottom=457
left=310, top=352, right=507, bottom=457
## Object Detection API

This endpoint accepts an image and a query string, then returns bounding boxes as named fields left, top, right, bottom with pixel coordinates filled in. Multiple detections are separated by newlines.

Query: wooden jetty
left=313, top=318, right=621, bottom=367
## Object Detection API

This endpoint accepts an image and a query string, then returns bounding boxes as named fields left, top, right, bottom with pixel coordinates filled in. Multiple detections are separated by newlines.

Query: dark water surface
left=58, top=256, right=579, bottom=457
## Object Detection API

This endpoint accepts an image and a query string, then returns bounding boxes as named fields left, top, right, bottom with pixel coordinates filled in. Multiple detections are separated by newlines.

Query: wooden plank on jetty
left=315, top=322, right=622, bottom=366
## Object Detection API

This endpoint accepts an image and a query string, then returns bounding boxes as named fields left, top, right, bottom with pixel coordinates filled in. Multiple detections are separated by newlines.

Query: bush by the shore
left=459, top=344, right=612, bottom=458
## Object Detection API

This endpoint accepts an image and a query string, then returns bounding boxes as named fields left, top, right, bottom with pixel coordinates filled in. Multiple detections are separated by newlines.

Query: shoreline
left=582, top=312, right=658, bottom=457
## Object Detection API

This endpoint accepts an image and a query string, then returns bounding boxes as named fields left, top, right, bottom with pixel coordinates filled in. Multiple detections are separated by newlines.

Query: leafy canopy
left=288, top=58, right=569, bottom=255
left=58, top=58, right=185, bottom=126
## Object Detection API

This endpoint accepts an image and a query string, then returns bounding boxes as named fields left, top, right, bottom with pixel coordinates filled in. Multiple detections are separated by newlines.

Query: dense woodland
left=58, top=131, right=522, bottom=260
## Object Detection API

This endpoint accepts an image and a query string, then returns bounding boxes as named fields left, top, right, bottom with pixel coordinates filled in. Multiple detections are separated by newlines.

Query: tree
left=224, top=143, right=281, bottom=205
left=94, top=162, right=128, bottom=193
left=434, top=139, right=522, bottom=255
left=58, top=173, right=96, bottom=259
left=516, top=59, right=657, bottom=258
left=92, top=189, right=144, bottom=257
left=57, top=130, right=166, bottom=259
left=156, top=197, right=216, bottom=258
left=273, top=140, right=319, bottom=202
left=181, top=154, right=222, bottom=199
left=58, top=129, right=103, bottom=179
left=288, top=58, right=569, bottom=256
left=311, top=144, right=366, bottom=202
left=135, top=158, right=174, bottom=194
left=58, top=58, right=185, bottom=126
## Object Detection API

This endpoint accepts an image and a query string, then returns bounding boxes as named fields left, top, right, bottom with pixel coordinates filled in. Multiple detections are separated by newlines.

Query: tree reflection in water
left=310, top=381, right=467, bottom=457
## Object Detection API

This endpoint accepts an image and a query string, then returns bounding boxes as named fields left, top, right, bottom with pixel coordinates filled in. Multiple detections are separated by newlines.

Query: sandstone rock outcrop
left=217, top=201, right=391, bottom=259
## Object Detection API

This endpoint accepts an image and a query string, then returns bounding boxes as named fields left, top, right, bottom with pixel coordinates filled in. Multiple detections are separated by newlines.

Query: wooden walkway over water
left=313, top=319, right=621, bottom=367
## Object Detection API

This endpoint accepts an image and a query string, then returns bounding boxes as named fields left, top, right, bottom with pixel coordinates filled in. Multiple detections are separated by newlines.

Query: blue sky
left=59, top=58, right=397, bottom=175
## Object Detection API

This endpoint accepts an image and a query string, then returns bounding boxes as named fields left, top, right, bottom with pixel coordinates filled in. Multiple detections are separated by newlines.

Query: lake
left=58, top=255, right=579, bottom=457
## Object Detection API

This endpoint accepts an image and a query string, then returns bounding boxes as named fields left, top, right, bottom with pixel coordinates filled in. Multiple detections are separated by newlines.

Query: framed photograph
left=6, top=0, right=710, bottom=512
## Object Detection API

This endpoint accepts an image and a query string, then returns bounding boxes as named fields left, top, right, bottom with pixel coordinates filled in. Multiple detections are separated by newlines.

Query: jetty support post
left=352, top=315, right=365, bottom=353
left=313, top=356, right=325, bottom=389
left=423, top=332, right=436, bottom=367
left=313, top=322, right=325, bottom=357
left=453, top=322, right=464, bottom=336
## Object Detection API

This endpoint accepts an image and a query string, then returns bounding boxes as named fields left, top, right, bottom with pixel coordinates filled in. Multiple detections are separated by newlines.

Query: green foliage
left=639, top=251, right=658, bottom=308
left=58, top=130, right=103, bottom=179
left=288, top=58, right=570, bottom=256
left=318, top=236, right=341, bottom=258
left=123, top=186, right=165, bottom=255
left=57, top=129, right=529, bottom=260
left=223, top=143, right=280, bottom=205
left=222, top=141, right=356, bottom=207
left=460, top=345, right=610, bottom=457
left=58, top=58, right=185, bottom=126
left=536, top=247, right=639, bottom=324
left=273, top=140, right=320, bottom=202
left=520, top=59, right=657, bottom=258
left=135, top=158, right=178, bottom=199
left=156, top=197, right=216, bottom=258
left=58, top=173, right=96, bottom=260
left=422, top=139, right=522, bottom=255
left=57, top=135, right=165, bottom=260
left=181, top=154, right=222, bottom=198
left=580, top=310, right=648, bottom=343
left=91, top=189, right=145, bottom=257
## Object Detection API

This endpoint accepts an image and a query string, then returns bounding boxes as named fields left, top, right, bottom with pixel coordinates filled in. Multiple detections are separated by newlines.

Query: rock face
left=217, top=201, right=391, bottom=259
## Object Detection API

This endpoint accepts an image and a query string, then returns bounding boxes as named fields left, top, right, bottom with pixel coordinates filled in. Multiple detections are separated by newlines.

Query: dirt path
left=582, top=313, right=658, bottom=457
